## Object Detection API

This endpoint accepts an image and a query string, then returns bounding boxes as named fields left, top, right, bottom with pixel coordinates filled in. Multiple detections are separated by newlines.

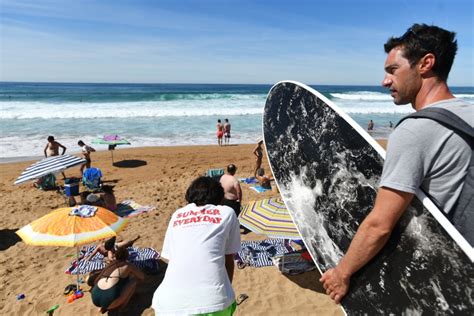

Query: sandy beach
left=0, top=142, right=384, bottom=315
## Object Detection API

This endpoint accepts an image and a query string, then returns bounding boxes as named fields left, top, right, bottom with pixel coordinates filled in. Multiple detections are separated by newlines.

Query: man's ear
left=418, top=53, right=435, bottom=75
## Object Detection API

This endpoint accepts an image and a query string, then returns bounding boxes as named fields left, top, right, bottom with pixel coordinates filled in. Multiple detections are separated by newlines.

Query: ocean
left=1, top=82, right=473, bottom=161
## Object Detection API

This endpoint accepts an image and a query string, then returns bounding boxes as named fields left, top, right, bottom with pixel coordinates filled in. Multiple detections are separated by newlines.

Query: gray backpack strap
left=396, top=107, right=473, bottom=246
left=396, top=107, right=474, bottom=140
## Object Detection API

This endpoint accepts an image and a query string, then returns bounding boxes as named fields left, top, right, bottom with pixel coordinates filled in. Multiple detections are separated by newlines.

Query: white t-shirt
left=152, top=203, right=241, bottom=315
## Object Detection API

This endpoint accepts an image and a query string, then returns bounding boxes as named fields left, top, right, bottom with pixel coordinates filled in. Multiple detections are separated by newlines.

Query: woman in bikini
left=91, top=247, right=144, bottom=313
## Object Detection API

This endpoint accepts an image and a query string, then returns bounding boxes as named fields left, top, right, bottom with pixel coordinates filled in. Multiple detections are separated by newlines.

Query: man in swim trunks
left=78, top=140, right=96, bottom=175
left=44, top=136, right=66, bottom=157
left=253, top=139, right=264, bottom=177
left=220, top=164, right=243, bottom=217
left=216, top=119, right=224, bottom=146
left=224, top=118, right=231, bottom=145
left=43, top=136, right=67, bottom=178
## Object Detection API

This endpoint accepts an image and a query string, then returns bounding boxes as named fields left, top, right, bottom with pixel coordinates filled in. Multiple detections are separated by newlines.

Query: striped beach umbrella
left=239, top=198, right=300, bottom=239
left=16, top=205, right=128, bottom=288
left=14, top=155, right=86, bottom=185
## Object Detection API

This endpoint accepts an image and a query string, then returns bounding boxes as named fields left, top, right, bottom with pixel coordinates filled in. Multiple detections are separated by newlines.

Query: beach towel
left=249, top=185, right=270, bottom=193
left=65, top=245, right=160, bottom=275
left=239, top=177, right=258, bottom=184
left=234, top=239, right=296, bottom=268
left=116, top=200, right=156, bottom=218
left=271, top=251, right=316, bottom=275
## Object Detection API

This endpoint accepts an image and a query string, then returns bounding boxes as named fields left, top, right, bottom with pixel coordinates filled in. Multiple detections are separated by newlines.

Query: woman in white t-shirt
left=152, top=176, right=241, bottom=315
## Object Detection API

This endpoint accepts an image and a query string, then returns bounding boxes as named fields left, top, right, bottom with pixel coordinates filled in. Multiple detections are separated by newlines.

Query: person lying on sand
left=91, top=247, right=144, bottom=314
left=256, top=168, right=274, bottom=189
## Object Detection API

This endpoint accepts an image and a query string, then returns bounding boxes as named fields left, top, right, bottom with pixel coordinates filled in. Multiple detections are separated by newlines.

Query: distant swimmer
left=367, top=120, right=374, bottom=131
left=224, top=118, right=231, bottom=145
left=389, top=121, right=394, bottom=128
left=216, top=119, right=224, bottom=146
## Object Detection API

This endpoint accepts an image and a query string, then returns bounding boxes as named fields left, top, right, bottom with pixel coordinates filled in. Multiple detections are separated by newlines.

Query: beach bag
left=35, top=173, right=57, bottom=190
left=396, top=107, right=474, bottom=246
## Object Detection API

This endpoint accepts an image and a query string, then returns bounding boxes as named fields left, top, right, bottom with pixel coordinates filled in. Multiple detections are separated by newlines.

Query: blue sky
left=1, top=0, right=473, bottom=85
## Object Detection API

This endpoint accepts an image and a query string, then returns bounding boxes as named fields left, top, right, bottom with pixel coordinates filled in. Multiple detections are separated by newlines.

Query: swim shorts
left=217, top=131, right=224, bottom=138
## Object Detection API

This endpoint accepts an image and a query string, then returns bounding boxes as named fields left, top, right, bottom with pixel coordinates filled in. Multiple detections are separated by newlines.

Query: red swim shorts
left=217, top=131, right=224, bottom=138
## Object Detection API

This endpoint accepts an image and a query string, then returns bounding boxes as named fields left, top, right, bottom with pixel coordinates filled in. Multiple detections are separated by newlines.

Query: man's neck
left=413, top=78, right=454, bottom=111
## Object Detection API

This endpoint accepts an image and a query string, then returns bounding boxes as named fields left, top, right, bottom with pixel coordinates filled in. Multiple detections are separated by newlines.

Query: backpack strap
left=396, top=107, right=474, bottom=141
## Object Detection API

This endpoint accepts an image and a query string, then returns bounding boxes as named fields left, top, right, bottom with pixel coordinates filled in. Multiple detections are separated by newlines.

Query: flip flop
left=45, top=304, right=59, bottom=315
left=236, top=293, right=249, bottom=305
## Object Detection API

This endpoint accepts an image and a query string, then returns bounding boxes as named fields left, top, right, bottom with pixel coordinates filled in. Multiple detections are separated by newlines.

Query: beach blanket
left=249, top=185, right=271, bottom=193
left=239, top=177, right=258, bottom=184
left=271, top=251, right=316, bottom=275
left=65, top=245, right=160, bottom=275
left=234, top=239, right=296, bottom=268
left=116, top=200, right=156, bottom=218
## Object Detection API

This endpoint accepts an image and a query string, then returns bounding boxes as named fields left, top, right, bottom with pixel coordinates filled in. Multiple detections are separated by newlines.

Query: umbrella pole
left=111, top=150, right=114, bottom=165
left=76, top=246, right=81, bottom=290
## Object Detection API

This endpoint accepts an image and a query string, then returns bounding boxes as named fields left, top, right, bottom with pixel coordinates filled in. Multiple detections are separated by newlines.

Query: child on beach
left=78, top=140, right=96, bottom=174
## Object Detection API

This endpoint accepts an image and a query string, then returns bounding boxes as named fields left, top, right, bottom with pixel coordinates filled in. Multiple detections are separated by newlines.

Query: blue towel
left=239, top=177, right=258, bottom=184
left=250, top=185, right=270, bottom=193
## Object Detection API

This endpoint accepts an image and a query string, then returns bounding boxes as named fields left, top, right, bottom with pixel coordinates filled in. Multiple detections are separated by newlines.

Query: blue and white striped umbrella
left=14, top=155, right=86, bottom=185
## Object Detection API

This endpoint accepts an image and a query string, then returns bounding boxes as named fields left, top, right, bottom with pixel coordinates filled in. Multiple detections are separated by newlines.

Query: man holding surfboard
left=320, top=24, right=472, bottom=304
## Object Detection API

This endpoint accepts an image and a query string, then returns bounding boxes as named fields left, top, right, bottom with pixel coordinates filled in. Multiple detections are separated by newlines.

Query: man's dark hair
left=47, top=136, right=54, bottom=141
left=115, top=246, right=129, bottom=261
left=227, top=164, right=237, bottom=174
left=185, top=176, right=224, bottom=206
left=384, top=23, right=457, bottom=81
left=78, top=140, right=84, bottom=146
left=104, top=236, right=116, bottom=251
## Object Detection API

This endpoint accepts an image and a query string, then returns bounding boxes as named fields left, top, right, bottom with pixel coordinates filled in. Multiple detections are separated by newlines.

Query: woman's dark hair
left=115, top=247, right=129, bottom=261
left=102, top=185, right=115, bottom=193
left=185, top=176, right=224, bottom=206
left=104, top=236, right=116, bottom=251
left=384, top=23, right=457, bottom=81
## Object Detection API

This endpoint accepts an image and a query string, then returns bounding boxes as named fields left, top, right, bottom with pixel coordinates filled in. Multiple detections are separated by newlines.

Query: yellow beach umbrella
left=239, top=198, right=300, bottom=239
left=16, top=205, right=128, bottom=289
left=16, top=205, right=127, bottom=247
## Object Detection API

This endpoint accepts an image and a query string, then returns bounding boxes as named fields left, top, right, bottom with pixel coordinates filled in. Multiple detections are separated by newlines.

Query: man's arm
left=234, top=181, right=242, bottom=202
left=320, top=187, right=414, bottom=303
left=58, top=142, right=66, bottom=155
left=225, top=253, right=235, bottom=283
left=44, top=144, right=48, bottom=157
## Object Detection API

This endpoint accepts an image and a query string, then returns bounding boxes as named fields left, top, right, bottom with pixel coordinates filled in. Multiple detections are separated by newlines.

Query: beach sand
left=0, top=142, right=385, bottom=315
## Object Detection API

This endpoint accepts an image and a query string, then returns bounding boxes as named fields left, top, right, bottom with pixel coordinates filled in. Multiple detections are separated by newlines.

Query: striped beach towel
left=234, top=239, right=296, bottom=268
left=66, top=245, right=160, bottom=275
left=116, top=200, right=156, bottom=218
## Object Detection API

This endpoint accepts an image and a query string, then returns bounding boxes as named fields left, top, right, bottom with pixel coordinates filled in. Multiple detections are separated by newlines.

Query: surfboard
left=263, top=81, right=474, bottom=315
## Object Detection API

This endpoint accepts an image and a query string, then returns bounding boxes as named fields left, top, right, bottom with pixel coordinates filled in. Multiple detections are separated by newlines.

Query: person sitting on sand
left=100, top=185, right=117, bottom=212
left=85, top=236, right=140, bottom=262
left=91, top=247, right=145, bottom=314
left=152, top=176, right=241, bottom=315
left=256, top=167, right=274, bottom=189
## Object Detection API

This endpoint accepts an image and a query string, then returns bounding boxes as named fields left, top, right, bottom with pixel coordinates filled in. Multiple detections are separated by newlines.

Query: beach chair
left=82, top=167, right=103, bottom=192
left=206, top=168, right=224, bottom=181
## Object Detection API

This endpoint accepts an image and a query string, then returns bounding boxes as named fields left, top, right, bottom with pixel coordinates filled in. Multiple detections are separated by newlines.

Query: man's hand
left=319, top=267, right=350, bottom=304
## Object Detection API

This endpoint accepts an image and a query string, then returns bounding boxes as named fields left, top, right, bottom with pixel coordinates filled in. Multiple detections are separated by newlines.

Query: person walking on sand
left=224, top=118, right=231, bottom=145
left=320, top=24, right=473, bottom=304
left=216, top=119, right=224, bottom=146
left=253, top=139, right=264, bottom=176
left=44, top=136, right=66, bottom=157
left=152, top=176, right=241, bottom=315
left=44, top=135, right=67, bottom=178
left=220, top=164, right=243, bottom=217
left=78, top=140, right=96, bottom=174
